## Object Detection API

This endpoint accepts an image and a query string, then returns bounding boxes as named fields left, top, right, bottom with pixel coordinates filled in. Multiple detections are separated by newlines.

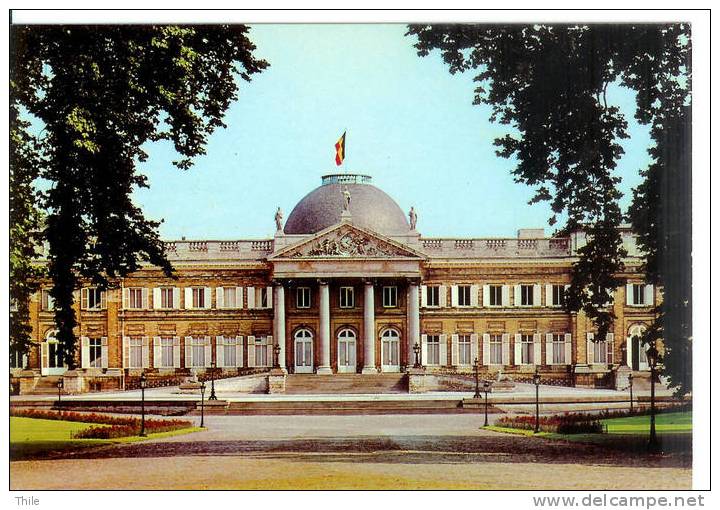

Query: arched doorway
left=380, top=328, right=401, bottom=372
left=337, top=328, right=357, bottom=373
left=628, top=324, right=650, bottom=371
left=294, top=328, right=314, bottom=374
left=41, top=330, right=68, bottom=376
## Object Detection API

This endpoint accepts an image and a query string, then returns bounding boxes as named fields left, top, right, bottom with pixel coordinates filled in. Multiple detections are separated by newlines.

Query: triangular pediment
left=270, top=223, right=425, bottom=260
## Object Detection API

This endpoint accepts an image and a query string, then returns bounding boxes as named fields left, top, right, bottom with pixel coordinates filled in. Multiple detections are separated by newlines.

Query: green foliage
left=10, top=25, right=267, bottom=368
left=407, top=23, right=691, bottom=394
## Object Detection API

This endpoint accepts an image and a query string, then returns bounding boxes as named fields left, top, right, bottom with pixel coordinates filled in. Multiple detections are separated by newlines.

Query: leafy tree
left=10, top=25, right=268, bottom=368
left=407, top=23, right=691, bottom=395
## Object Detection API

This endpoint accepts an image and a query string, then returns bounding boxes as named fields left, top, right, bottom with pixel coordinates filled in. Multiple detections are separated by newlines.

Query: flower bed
left=496, top=413, right=604, bottom=434
left=10, top=408, right=193, bottom=439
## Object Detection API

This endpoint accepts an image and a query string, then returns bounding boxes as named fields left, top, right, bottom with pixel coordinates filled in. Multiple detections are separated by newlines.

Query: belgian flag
left=335, top=131, right=346, bottom=166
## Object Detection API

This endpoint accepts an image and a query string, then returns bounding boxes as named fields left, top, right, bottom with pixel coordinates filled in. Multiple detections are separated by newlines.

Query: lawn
left=10, top=417, right=201, bottom=460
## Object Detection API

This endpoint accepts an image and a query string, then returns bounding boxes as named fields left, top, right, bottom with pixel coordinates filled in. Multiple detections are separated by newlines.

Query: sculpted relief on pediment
left=285, top=228, right=412, bottom=258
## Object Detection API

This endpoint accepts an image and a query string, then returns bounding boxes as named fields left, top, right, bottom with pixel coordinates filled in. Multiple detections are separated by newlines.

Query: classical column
left=407, top=282, right=420, bottom=369
left=317, top=281, right=332, bottom=374
left=362, top=280, right=378, bottom=374
left=272, top=283, right=286, bottom=371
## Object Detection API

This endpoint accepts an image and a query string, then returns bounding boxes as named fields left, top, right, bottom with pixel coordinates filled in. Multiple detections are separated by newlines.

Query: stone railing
left=162, top=239, right=274, bottom=261
left=420, top=237, right=572, bottom=258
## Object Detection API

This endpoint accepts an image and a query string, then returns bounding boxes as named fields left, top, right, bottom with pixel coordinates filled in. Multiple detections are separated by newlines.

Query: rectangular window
left=551, top=285, right=565, bottom=307
left=223, top=340, right=237, bottom=367
left=192, top=288, right=205, bottom=309
left=260, top=288, right=269, bottom=309
left=160, top=337, right=174, bottom=368
left=86, top=288, right=104, bottom=310
left=594, top=339, right=608, bottom=364
left=488, top=285, right=503, bottom=307
left=41, top=290, right=55, bottom=311
left=520, top=334, right=534, bottom=364
left=489, top=334, right=503, bottom=364
left=160, top=288, right=175, bottom=309
left=457, top=285, right=471, bottom=307
left=552, top=333, right=566, bottom=364
left=223, top=287, right=237, bottom=309
left=89, top=338, right=103, bottom=368
left=189, top=337, right=205, bottom=368
left=255, top=336, right=269, bottom=367
left=296, top=287, right=311, bottom=308
left=458, top=334, right=472, bottom=365
left=339, top=287, right=354, bottom=308
left=426, top=286, right=440, bottom=307
left=426, top=335, right=440, bottom=365
left=382, top=286, right=398, bottom=308
left=128, top=288, right=144, bottom=309
left=128, top=338, right=143, bottom=369
left=520, top=285, right=534, bottom=306
left=631, top=284, right=646, bottom=306
left=10, top=348, right=25, bottom=369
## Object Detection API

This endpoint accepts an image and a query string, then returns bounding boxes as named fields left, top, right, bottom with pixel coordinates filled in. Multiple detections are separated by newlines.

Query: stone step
left=284, top=374, right=408, bottom=394
left=223, top=398, right=473, bottom=415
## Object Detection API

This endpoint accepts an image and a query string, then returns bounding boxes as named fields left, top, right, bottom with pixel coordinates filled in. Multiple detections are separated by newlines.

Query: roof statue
left=275, top=207, right=284, bottom=232
left=409, top=206, right=417, bottom=231
left=342, top=185, right=351, bottom=212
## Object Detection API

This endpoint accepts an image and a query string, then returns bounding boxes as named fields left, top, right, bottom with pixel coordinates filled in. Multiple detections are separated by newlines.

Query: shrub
left=496, top=413, right=604, bottom=434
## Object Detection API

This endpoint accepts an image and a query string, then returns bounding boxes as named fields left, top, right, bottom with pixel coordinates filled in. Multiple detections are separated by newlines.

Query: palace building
left=12, top=174, right=658, bottom=394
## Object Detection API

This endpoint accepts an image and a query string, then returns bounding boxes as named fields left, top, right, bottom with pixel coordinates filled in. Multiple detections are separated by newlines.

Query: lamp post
left=473, top=357, right=480, bottom=398
left=646, top=343, right=660, bottom=453
left=56, top=379, right=63, bottom=407
left=533, top=367, right=541, bottom=434
left=208, top=361, right=217, bottom=401
left=628, top=372, right=634, bottom=413
left=413, top=342, right=421, bottom=368
left=139, top=371, right=147, bottom=437
left=273, top=343, right=281, bottom=369
left=199, top=380, right=206, bottom=428
left=482, top=380, right=491, bottom=427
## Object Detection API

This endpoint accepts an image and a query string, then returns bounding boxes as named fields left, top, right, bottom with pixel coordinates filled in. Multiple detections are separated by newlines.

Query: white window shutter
left=204, top=336, right=212, bottom=367
left=482, top=285, right=490, bottom=307
left=236, top=336, right=244, bottom=367
left=607, top=333, right=615, bottom=364
left=439, top=334, right=448, bottom=366
left=626, top=336, right=633, bottom=366
left=266, top=286, right=273, bottom=309
left=81, top=336, right=90, bottom=368
left=514, top=334, right=522, bottom=364
left=533, top=284, right=542, bottom=307
left=185, top=336, right=193, bottom=368
left=204, top=287, right=211, bottom=309
left=184, top=288, right=193, bottom=310
left=81, top=288, right=88, bottom=310
left=626, top=283, right=634, bottom=306
left=100, top=337, right=109, bottom=368
left=123, top=337, right=130, bottom=368
left=545, top=334, right=554, bottom=366
left=41, top=342, right=48, bottom=372
left=514, top=285, right=522, bottom=306
left=470, top=333, right=479, bottom=364
left=645, top=284, right=654, bottom=306
left=502, top=285, right=510, bottom=307
left=501, top=334, right=510, bottom=365
left=470, top=284, right=479, bottom=307
left=420, top=285, right=427, bottom=308
left=421, top=334, right=428, bottom=365
left=450, top=286, right=458, bottom=308
left=140, top=288, right=147, bottom=309
left=236, top=287, right=244, bottom=309
left=482, top=333, right=490, bottom=365
left=216, top=287, right=225, bottom=309
left=533, top=333, right=542, bottom=365
left=153, top=288, right=161, bottom=309
left=438, top=286, right=447, bottom=308
left=247, top=335, right=256, bottom=367
left=564, top=333, right=572, bottom=365
left=216, top=336, right=225, bottom=368
left=141, top=336, right=150, bottom=368
left=587, top=333, right=595, bottom=364
left=545, top=285, right=553, bottom=307
left=173, top=336, right=181, bottom=368
left=153, top=337, right=161, bottom=368
left=123, top=288, right=130, bottom=309
left=100, top=290, right=107, bottom=310
left=450, top=334, right=459, bottom=365
left=247, top=286, right=256, bottom=309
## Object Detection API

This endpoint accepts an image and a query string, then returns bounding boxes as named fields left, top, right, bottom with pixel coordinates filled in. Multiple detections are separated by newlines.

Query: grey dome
left=284, top=174, right=410, bottom=235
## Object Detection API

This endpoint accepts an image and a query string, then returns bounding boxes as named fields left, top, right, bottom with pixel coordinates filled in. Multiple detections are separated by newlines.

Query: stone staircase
left=27, top=376, right=64, bottom=395
left=224, top=398, right=473, bottom=415
left=285, top=373, right=408, bottom=394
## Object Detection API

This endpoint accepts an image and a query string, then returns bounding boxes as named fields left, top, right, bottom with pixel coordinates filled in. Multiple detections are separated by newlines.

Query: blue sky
left=134, top=24, right=652, bottom=240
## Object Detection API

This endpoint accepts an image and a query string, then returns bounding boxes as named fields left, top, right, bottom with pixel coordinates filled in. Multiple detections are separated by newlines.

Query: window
left=192, top=288, right=205, bottom=309
left=160, top=288, right=175, bottom=309
left=551, top=285, right=565, bottom=307
left=426, top=286, right=440, bottom=307
left=520, top=285, right=534, bottom=306
left=41, top=290, right=55, bottom=311
left=551, top=333, right=566, bottom=364
left=631, top=284, right=646, bottom=306
left=127, top=288, right=144, bottom=309
left=222, top=287, right=238, bottom=309
left=258, top=287, right=271, bottom=309
left=89, top=338, right=103, bottom=368
left=458, top=334, right=472, bottom=365
left=223, top=339, right=238, bottom=367
left=296, top=287, right=311, bottom=308
left=382, top=286, right=397, bottom=307
left=457, top=285, right=471, bottom=307
left=339, top=287, right=354, bottom=308
left=128, top=338, right=143, bottom=368
left=489, top=334, right=503, bottom=364
left=188, top=337, right=206, bottom=368
left=488, top=285, right=503, bottom=307
left=520, top=334, right=534, bottom=364
left=425, top=335, right=440, bottom=365
left=10, top=348, right=26, bottom=369
left=84, top=288, right=104, bottom=310
left=160, top=337, right=175, bottom=368
left=254, top=336, right=269, bottom=367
